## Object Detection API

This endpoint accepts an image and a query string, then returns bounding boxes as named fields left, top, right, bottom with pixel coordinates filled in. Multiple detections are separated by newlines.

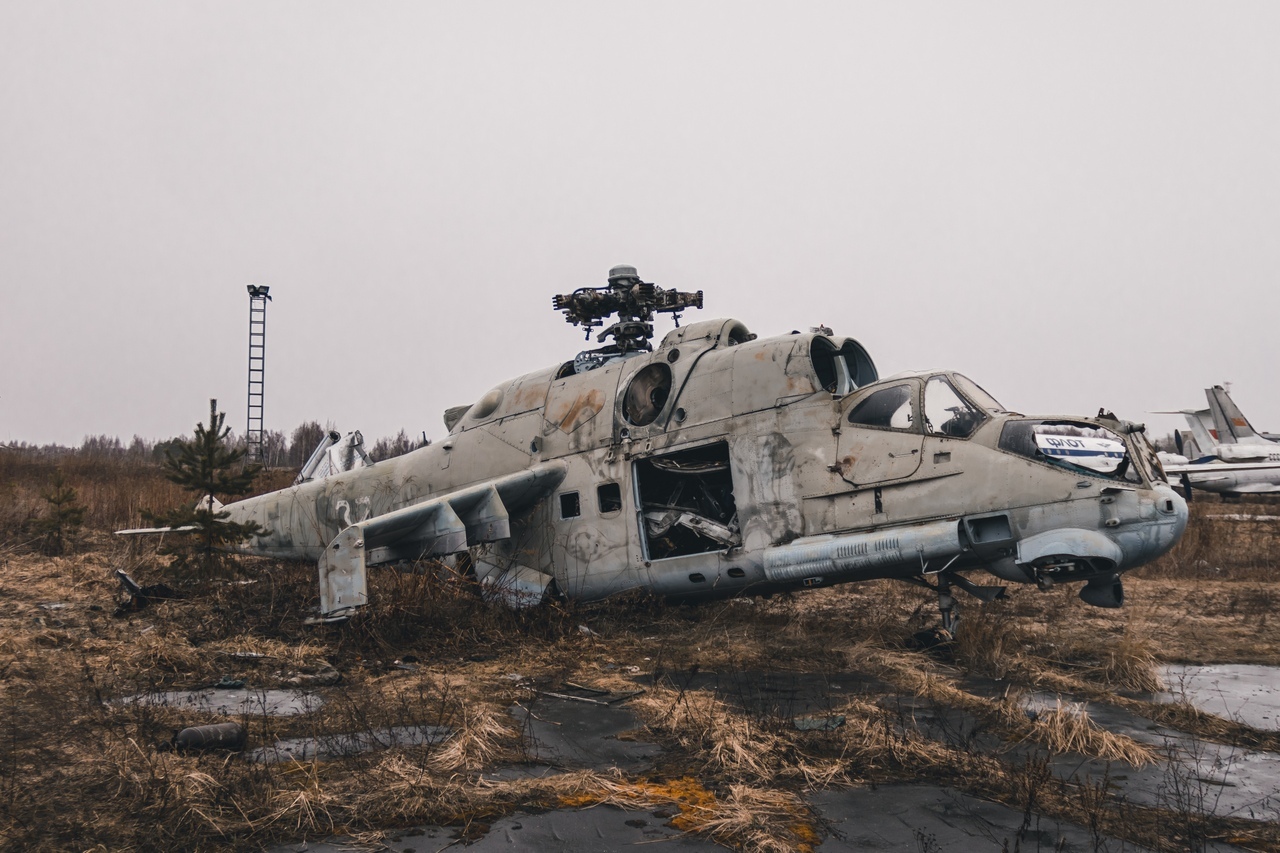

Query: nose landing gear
left=910, top=571, right=1007, bottom=645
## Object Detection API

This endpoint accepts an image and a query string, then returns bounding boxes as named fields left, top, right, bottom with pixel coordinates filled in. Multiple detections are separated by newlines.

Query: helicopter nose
left=1121, top=483, right=1188, bottom=569
left=1156, top=483, right=1188, bottom=542
left=1162, top=481, right=1187, bottom=540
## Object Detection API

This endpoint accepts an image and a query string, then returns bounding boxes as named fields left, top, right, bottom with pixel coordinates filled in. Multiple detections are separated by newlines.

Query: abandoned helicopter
left=130, top=266, right=1188, bottom=631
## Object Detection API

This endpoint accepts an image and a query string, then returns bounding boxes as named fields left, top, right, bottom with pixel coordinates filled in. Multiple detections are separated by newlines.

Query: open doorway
left=635, top=441, right=739, bottom=560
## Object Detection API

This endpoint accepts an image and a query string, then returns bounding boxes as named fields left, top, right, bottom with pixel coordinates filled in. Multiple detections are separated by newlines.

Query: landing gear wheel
left=936, top=575, right=958, bottom=636
left=908, top=574, right=959, bottom=651
left=911, top=626, right=954, bottom=650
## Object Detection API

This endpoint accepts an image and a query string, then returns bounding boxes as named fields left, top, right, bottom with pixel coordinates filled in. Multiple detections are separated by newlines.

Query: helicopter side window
left=924, top=376, right=985, bottom=438
left=559, top=492, right=581, bottom=520
left=847, top=384, right=914, bottom=431
left=597, top=482, right=622, bottom=514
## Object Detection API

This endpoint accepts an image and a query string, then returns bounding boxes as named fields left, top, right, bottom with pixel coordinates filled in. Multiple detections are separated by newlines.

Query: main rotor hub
left=552, top=266, right=704, bottom=353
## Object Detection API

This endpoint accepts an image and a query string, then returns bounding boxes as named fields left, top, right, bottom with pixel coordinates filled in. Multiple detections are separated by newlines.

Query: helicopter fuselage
left=224, top=316, right=1187, bottom=616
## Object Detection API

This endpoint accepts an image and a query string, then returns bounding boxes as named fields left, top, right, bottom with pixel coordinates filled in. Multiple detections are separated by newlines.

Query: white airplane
left=1158, top=386, right=1280, bottom=498
left=1204, top=385, right=1280, bottom=463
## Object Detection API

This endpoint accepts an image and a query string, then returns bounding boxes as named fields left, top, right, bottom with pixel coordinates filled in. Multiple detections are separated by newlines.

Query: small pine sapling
left=144, top=399, right=263, bottom=578
left=34, top=470, right=85, bottom=556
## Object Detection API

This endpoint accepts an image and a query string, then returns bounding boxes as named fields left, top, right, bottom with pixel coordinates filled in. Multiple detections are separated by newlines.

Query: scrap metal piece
left=478, top=563, right=554, bottom=608
left=172, top=722, right=247, bottom=753
left=793, top=715, right=846, bottom=732
left=644, top=509, right=739, bottom=547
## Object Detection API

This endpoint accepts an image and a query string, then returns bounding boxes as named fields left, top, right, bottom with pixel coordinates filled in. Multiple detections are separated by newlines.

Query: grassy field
left=2, top=454, right=1278, bottom=851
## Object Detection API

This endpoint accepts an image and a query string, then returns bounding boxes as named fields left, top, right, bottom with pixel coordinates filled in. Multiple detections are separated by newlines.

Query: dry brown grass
left=1017, top=700, right=1153, bottom=764
left=850, top=647, right=1158, bottom=766
left=0, top=451, right=297, bottom=547
left=555, top=775, right=822, bottom=853
left=666, top=783, right=820, bottom=853
left=428, top=705, right=517, bottom=772
left=633, top=686, right=787, bottom=780
left=1139, top=499, right=1280, bottom=581
left=3, top=456, right=1280, bottom=851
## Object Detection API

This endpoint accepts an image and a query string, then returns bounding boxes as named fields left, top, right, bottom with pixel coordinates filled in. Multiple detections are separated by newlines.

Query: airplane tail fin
left=1177, top=409, right=1216, bottom=458
left=1207, top=385, right=1265, bottom=444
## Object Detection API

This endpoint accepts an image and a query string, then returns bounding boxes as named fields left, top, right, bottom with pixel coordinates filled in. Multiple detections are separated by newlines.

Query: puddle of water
left=962, top=677, right=1280, bottom=823
left=1020, top=690, right=1088, bottom=720
left=249, top=725, right=451, bottom=763
left=1161, top=664, right=1280, bottom=731
left=649, top=670, right=888, bottom=719
left=511, top=697, right=661, bottom=771
left=811, top=784, right=1160, bottom=852
left=267, top=804, right=724, bottom=852
left=481, top=764, right=564, bottom=782
left=1076, top=728, right=1280, bottom=824
left=121, top=688, right=323, bottom=717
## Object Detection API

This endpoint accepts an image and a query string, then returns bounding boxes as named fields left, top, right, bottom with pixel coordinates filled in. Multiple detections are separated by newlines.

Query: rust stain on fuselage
left=549, top=389, right=606, bottom=433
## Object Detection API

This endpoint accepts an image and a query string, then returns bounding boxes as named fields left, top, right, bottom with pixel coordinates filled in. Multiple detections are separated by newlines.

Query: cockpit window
left=950, top=374, right=1007, bottom=413
left=924, top=376, right=985, bottom=438
left=847, top=384, right=914, bottom=431
left=999, top=420, right=1143, bottom=484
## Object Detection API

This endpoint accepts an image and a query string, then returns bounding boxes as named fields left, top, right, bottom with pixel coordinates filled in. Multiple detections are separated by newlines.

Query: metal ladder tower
left=245, top=285, right=272, bottom=463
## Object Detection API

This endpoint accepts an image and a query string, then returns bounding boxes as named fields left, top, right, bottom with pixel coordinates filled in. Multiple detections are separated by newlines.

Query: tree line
left=1, top=422, right=427, bottom=467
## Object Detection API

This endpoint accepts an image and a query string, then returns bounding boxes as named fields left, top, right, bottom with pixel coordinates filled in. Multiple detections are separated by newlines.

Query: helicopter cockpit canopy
left=847, top=371, right=1007, bottom=438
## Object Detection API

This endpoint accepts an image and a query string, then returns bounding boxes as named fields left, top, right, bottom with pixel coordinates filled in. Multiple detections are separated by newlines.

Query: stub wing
left=116, top=495, right=222, bottom=535
left=115, top=524, right=198, bottom=534
left=318, top=461, right=567, bottom=615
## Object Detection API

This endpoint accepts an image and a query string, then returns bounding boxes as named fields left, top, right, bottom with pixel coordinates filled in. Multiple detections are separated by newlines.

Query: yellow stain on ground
left=557, top=776, right=819, bottom=852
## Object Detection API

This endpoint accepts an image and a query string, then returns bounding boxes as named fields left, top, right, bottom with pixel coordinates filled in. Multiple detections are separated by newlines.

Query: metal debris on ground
left=792, top=715, right=847, bottom=732
left=250, top=725, right=452, bottom=764
left=537, top=682, right=645, bottom=706
left=281, top=662, right=341, bottom=687
left=169, top=722, right=247, bottom=753
left=112, top=569, right=181, bottom=615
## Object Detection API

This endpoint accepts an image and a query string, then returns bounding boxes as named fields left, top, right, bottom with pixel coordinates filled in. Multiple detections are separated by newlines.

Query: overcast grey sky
left=2, top=2, right=1277, bottom=447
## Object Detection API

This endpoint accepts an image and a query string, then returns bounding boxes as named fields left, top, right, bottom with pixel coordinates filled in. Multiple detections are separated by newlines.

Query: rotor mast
left=552, top=265, right=704, bottom=354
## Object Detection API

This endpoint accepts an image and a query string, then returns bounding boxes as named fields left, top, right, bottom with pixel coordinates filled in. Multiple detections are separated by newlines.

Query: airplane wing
left=1162, top=461, right=1280, bottom=474
left=319, top=461, right=567, bottom=615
